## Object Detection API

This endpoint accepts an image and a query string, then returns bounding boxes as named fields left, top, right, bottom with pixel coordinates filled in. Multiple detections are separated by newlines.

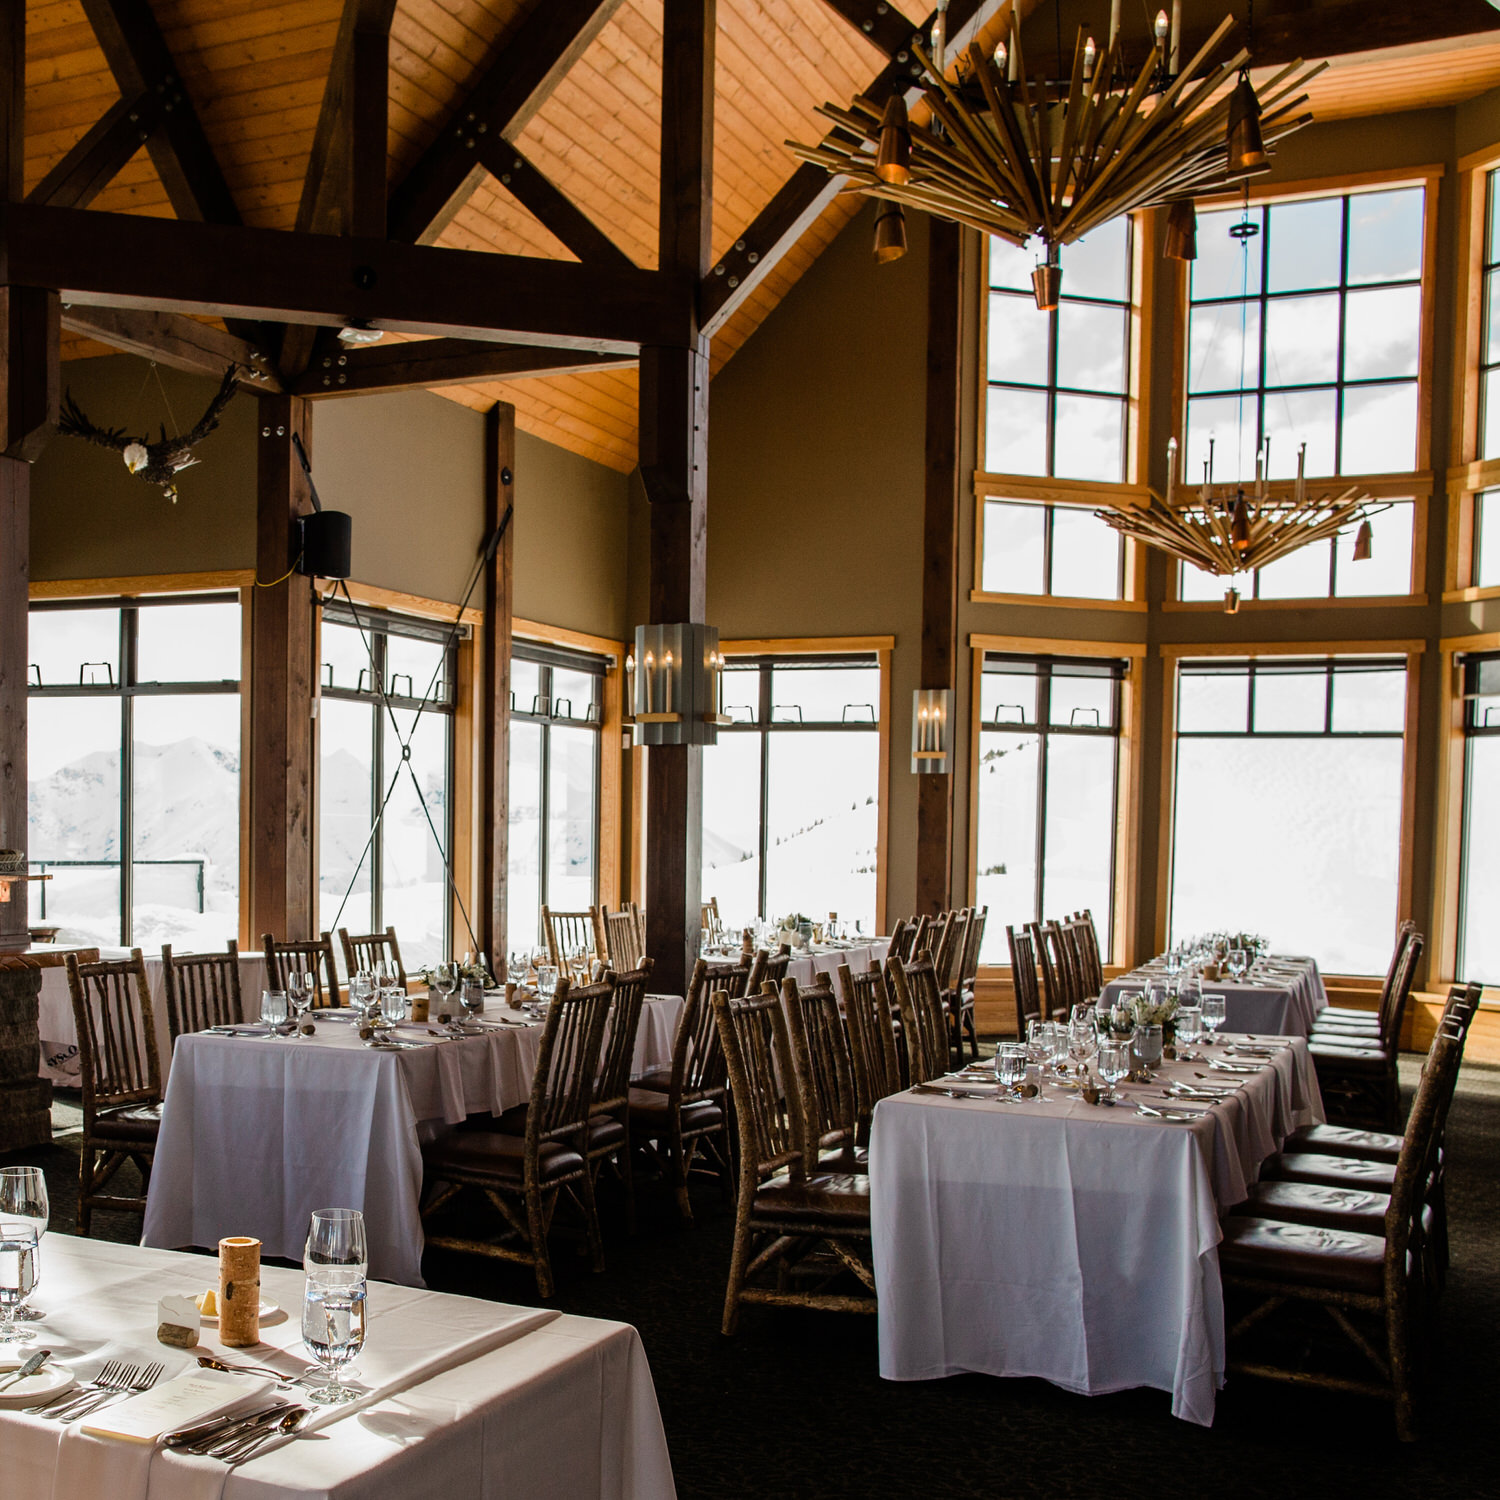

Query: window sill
left=1442, top=585, right=1500, bottom=603
left=1162, top=594, right=1428, bottom=612
left=970, top=590, right=1147, bottom=612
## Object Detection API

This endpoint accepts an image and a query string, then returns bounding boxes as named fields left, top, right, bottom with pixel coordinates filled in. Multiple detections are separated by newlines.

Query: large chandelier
left=788, top=7, right=1323, bottom=306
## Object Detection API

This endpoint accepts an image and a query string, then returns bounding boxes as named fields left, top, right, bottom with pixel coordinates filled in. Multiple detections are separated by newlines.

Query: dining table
left=703, top=937, right=890, bottom=991
left=141, top=992, right=685, bottom=1287
left=869, top=1033, right=1324, bottom=1426
left=1100, top=953, right=1328, bottom=1038
left=3, top=1232, right=675, bottom=1500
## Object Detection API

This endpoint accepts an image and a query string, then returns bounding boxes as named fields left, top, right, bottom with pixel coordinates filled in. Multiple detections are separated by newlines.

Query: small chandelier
left=1096, top=437, right=1390, bottom=612
left=788, top=9, right=1322, bottom=304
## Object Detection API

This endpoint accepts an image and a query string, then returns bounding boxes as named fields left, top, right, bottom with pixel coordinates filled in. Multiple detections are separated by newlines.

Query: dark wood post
left=480, top=402, right=515, bottom=963
left=641, top=0, right=714, bottom=998
left=248, top=395, right=316, bottom=942
left=914, top=218, right=962, bottom=916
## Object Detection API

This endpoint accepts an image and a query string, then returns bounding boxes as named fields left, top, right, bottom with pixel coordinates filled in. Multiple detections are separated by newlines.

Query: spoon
left=220, top=1405, right=309, bottom=1463
left=0, top=1349, right=51, bottom=1392
left=197, top=1354, right=303, bottom=1384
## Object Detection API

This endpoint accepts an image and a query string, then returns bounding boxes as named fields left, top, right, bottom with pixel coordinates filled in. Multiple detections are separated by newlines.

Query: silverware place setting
left=33, top=1359, right=165, bottom=1420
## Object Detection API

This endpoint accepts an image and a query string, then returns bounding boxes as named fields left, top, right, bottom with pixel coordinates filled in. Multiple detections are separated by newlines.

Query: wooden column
left=248, top=395, right=315, bottom=942
left=641, top=0, right=713, bottom=998
left=914, top=218, right=962, bottom=916
left=479, top=402, right=515, bottom=962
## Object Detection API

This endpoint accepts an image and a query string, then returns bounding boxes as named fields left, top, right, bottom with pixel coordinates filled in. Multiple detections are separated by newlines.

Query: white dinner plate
left=0, top=1354, right=77, bottom=1407
left=198, top=1297, right=285, bottom=1327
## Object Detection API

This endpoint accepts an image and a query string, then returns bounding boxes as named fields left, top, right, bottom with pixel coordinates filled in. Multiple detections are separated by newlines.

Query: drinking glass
left=1176, top=1005, right=1204, bottom=1059
left=995, top=1042, right=1027, bottom=1090
left=287, top=971, right=313, bottom=1027
left=1046, top=1022, right=1069, bottom=1074
left=349, top=969, right=374, bottom=1018
left=507, top=953, right=526, bottom=985
left=1228, top=947, right=1249, bottom=982
left=1164, top=945, right=1183, bottom=978
left=460, top=978, right=486, bottom=1023
left=1143, top=978, right=1168, bottom=1018
left=0, top=1222, right=39, bottom=1342
left=433, top=962, right=458, bottom=1007
left=260, top=989, right=289, bottom=1037
left=536, top=964, right=559, bottom=1000
left=1068, top=1015, right=1098, bottom=1072
left=301, top=1208, right=370, bottom=1408
left=1202, top=992, right=1227, bottom=1042
left=1132, top=1023, right=1163, bottom=1074
left=1098, top=1039, right=1129, bottom=1101
left=379, top=986, right=408, bottom=1026
left=1178, top=974, right=1202, bottom=1013
left=0, top=1170, right=46, bottom=1322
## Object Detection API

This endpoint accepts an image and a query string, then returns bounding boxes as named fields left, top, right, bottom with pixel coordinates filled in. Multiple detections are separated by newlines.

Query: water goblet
left=460, top=978, right=486, bottom=1024
left=260, top=989, right=289, bottom=1037
left=1164, top=946, right=1183, bottom=978
left=1201, top=992, right=1226, bottom=1043
left=0, top=1222, right=39, bottom=1342
left=1132, top=1023, right=1163, bottom=1076
left=287, top=971, right=313, bottom=1027
left=995, top=1042, right=1027, bottom=1091
left=1227, top=947, right=1249, bottom=983
left=1097, top=1039, right=1130, bottom=1102
left=379, top=985, right=408, bottom=1026
left=1177, top=974, right=1202, bottom=1012
left=433, top=962, right=458, bottom=1009
left=349, top=969, right=374, bottom=1018
left=1068, top=1014, right=1098, bottom=1073
left=0, top=1170, right=46, bottom=1322
left=537, top=964, right=559, bottom=1001
left=302, top=1208, right=368, bottom=1406
left=1176, top=1005, right=1204, bottom=1060
left=1046, top=1021, right=1069, bottom=1075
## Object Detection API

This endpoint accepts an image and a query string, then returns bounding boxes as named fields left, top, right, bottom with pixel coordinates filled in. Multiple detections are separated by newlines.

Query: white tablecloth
left=33, top=946, right=268, bottom=1086
left=5, top=1233, right=674, bottom=1500
left=784, top=939, right=889, bottom=989
left=1102, top=955, right=1328, bottom=1038
left=870, top=1036, right=1323, bottom=1425
left=142, top=994, right=684, bottom=1287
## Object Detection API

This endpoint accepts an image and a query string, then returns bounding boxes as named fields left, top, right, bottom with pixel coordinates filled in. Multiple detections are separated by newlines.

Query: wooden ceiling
left=25, top=1, right=1500, bottom=472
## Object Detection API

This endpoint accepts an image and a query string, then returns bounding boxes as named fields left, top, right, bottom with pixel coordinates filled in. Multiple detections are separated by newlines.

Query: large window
left=506, top=643, right=604, bottom=954
left=1476, top=490, right=1500, bottom=590
left=1480, top=169, right=1500, bottom=461
left=319, top=603, right=456, bottom=969
left=27, top=595, right=242, bottom=951
left=975, top=655, right=1123, bottom=964
left=1169, top=656, right=1408, bottom=974
left=701, top=655, right=881, bottom=933
left=1458, top=652, right=1500, bottom=985
left=979, top=496, right=1126, bottom=600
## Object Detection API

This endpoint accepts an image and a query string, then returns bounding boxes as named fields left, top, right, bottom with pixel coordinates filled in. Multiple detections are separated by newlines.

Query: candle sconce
left=911, top=688, right=953, bottom=774
left=626, top=622, right=728, bottom=746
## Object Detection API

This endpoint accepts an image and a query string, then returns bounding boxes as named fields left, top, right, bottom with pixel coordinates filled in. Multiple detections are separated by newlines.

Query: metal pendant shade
left=875, top=94, right=912, bottom=185
left=1352, top=518, right=1374, bottom=561
left=1164, top=197, right=1198, bottom=261
left=873, top=198, right=909, bottom=263
left=1226, top=72, right=1269, bottom=174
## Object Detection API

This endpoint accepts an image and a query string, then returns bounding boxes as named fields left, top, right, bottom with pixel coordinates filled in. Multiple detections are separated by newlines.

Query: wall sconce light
left=626, top=622, right=728, bottom=746
left=911, top=688, right=953, bottom=774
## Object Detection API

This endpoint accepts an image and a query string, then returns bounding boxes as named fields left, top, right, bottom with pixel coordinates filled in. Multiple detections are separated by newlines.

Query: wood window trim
left=29, top=569, right=257, bottom=600
left=1173, top=170, right=1440, bottom=605
left=1154, top=640, right=1425, bottom=975
left=967, top=632, right=1147, bottom=976
left=717, top=636, right=893, bottom=933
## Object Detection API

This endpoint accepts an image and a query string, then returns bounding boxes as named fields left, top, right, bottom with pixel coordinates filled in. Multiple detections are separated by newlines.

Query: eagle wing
left=57, top=390, right=136, bottom=453
left=175, top=364, right=240, bottom=449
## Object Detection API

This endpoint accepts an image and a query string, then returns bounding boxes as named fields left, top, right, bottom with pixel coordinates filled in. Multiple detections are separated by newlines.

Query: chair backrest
left=543, top=907, right=598, bottom=975
left=602, top=906, right=645, bottom=970
left=712, top=986, right=805, bottom=1187
left=594, top=961, right=653, bottom=1114
left=1380, top=929, right=1424, bottom=1051
left=666, top=957, right=732, bottom=1105
left=66, top=950, right=160, bottom=1120
left=910, top=913, right=934, bottom=963
left=705, top=952, right=760, bottom=999
left=263, top=932, right=342, bottom=1008
left=779, top=975, right=856, bottom=1161
left=888, top=954, right=948, bottom=1085
left=1059, top=920, right=1095, bottom=1002
left=761, top=944, right=792, bottom=988
left=338, top=926, right=407, bottom=987
left=526, top=974, right=615, bottom=1148
left=935, top=908, right=969, bottom=992
left=699, top=896, right=722, bottom=944
left=1072, top=910, right=1105, bottom=994
left=161, top=941, right=242, bottom=1040
left=886, top=916, right=911, bottom=966
left=1039, top=920, right=1079, bottom=1016
left=839, top=959, right=903, bottom=1130
left=1007, top=924, right=1042, bottom=1036
left=959, top=906, right=987, bottom=989
left=1377, top=920, right=1418, bottom=1012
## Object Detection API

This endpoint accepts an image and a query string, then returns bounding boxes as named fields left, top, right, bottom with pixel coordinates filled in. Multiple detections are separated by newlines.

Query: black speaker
left=297, top=510, right=352, bottom=580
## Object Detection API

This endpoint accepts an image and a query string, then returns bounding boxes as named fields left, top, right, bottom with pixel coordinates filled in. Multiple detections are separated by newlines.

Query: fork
left=46, top=1360, right=163, bottom=1421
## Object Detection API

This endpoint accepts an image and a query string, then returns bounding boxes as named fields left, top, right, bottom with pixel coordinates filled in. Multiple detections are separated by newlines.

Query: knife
left=0, top=1349, right=50, bottom=1392
left=163, top=1401, right=296, bottom=1450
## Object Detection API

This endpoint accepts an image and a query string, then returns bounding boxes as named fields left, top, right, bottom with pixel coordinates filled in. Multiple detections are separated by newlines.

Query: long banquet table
left=870, top=1035, right=1324, bottom=1425
left=142, top=994, right=684, bottom=1287
left=1101, top=954, right=1328, bottom=1038
left=6, top=1233, right=675, bottom=1500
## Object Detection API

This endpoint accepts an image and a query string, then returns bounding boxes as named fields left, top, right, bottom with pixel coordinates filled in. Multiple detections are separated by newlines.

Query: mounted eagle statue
left=56, top=363, right=239, bottom=502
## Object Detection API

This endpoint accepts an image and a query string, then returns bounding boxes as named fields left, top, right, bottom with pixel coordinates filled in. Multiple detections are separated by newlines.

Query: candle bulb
left=993, top=38, right=1007, bottom=73
left=644, top=651, right=654, bottom=713
left=664, top=650, right=673, bottom=714
left=1082, top=35, right=1096, bottom=81
left=1154, top=9, right=1168, bottom=58
left=1296, top=442, right=1307, bottom=506
left=626, top=651, right=635, bottom=715
left=1166, top=435, right=1178, bottom=507
left=919, top=705, right=929, bottom=753
left=1208, top=434, right=1215, bottom=484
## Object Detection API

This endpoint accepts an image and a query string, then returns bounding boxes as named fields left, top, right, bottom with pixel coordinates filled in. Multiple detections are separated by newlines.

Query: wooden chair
left=629, top=956, right=749, bottom=1220
left=1059, top=918, right=1097, bottom=1003
left=761, top=943, right=793, bottom=989
left=1218, top=1012, right=1467, bottom=1440
left=65, top=950, right=161, bottom=1236
left=263, top=931, right=342, bottom=1009
left=1073, top=909, right=1105, bottom=994
left=934, top=908, right=967, bottom=992
left=421, top=975, right=614, bottom=1297
left=161, top=940, right=243, bottom=1041
left=700, top=895, right=723, bottom=945
left=586, top=960, right=653, bottom=1232
left=713, top=986, right=874, bottom=1334
left=1310, top=922, right=1418, bottom=1039
left=543, top=906, right=598, bottom=980
left=779, top=975, right=860, bottom=1174
left=1032, top=920, right=1075, bottom=1019
left=887, top=954, right=948, bottom=1086
left=943, top=906, right=984, bottom=1064
left=839, top=960, right=903, bottom=1128
left=908, top=913, right=935, bottom=963
left=1007, top=923, right=1043, bottom=1038
left=338, top=926, right=407, bottom=987
left=885, top=916, right=911, bottom=966
left=599, top=905, right=646, bottom=970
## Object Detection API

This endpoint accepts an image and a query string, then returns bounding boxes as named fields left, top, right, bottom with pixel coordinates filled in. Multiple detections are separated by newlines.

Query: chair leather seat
left=1284, top=1123, right=1403, bottom=1163
left=1235, top=1179, right=1391, bottom=1236
left=423, top=1130, right=584, bottom=1186
left=1262, top=1150, right=1398, bottom=1190
left=1318, top=1005, right=1382, bottom=1021
left=1310, top=1019, right=1382, bottom=1037
left=584, top=1114, right=627, bottom=1154
left=1309, top=1031, right=1389, bottom=1049
left=91, top=1102, right=162, bottom=1143
left=626, top=1088, right=725, bottom=1134
left=818, top=1143, right=870, bottom=1174
left=632, top=1069, right=674, bottom=1094
left=1219, top=1216, right=1387, bottom=1295
left=1310, top=1043, right=1391, bottom=1072
left=752, top=1170, right=871, bottom=1226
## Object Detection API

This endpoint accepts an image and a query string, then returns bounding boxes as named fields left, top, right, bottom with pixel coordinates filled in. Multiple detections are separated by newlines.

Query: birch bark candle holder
left=218, top=1236, right=262, bottom=1347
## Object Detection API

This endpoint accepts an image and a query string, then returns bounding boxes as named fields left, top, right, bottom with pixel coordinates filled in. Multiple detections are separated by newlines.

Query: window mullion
left=119, top=607, right=135, bottom=945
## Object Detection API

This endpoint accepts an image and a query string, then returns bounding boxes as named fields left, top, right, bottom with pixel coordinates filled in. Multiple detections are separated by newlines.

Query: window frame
left=25, top=590, right=244, bottom=948
left=1455, top=649, right=1500, bottom=985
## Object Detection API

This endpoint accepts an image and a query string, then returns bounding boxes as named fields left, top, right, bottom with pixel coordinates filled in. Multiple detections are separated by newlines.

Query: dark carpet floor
left=7, top=1055, right=1498, bottom=1499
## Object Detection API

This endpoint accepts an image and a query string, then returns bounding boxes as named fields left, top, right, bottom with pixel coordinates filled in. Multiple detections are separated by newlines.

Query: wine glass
left=433, top=962, right=458, bottom=1011
left=1068, top=1013, right=1098, bottom=1073
left=1164, top=945, right=1183, bottom=978
left=1201, top=992, right=1227, bottom=1044
left=0, top=1170, right=46, bottom=1322
left=1227, top=947, right=1249, bottom=983
left=1045, top=1021, right=1069, bottom=1075
left=302, top=1209, right=368, bottom=1406
left=1132, top=1023, right=1163, bottom=1075
left=460, top=977, right=486, bottom=1025
left=260, top=989, right=289, bottom=1038
left=349, top=969, right=374, bottom=1018
left=1097, top=1038, right=1129, bottom=1102
left=537, top=964, right=559, bottom=1001
left=1025, top=1018, right=1048, bottom=1066
left=507, top=953, right=526, bottom=985
left=1176, top=1005, right=1204, bottom=1060
left=1178, top=974, right=1202, bottom=1013
left=995, top=1042, right=1026, bottom=1090
left=287, top=971, right=312, bottom=1028
left=379, top=985, right=408, bottom=1026
left=0, top=1223, right=38, bottom=1342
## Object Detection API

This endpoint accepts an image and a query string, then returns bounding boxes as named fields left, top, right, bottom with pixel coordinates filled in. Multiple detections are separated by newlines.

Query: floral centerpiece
left=777, top=912, right=814, bottom=949
left=1105, top=988, right=1180, bottom=1038
left=417, top=958, right=493, bottom=987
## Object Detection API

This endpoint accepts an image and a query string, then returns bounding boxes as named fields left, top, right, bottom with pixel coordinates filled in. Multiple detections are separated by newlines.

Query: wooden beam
left=816, top=0, right=923, bottom=60
left=249, top=396, right=316, bottom=943
left=699, top=0, right=1010, bottom=337
left=291, top=337, right=633, bottom=397
left=79, top=0, right=240, bottom=226
left=479, top=404, right=515, bottom=961
left=914, top=219, right=961, bottom=917
left=1, top=203, right=687, bottom=353
left=27, top=92, right=158, bottom=209
left=388, top=0, right=624, bottom=246
left=480, top=146, right=635, bottom=269
left=60, top=305, right=281, bottom=391
left=0, top=0, right=21, bottom=203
